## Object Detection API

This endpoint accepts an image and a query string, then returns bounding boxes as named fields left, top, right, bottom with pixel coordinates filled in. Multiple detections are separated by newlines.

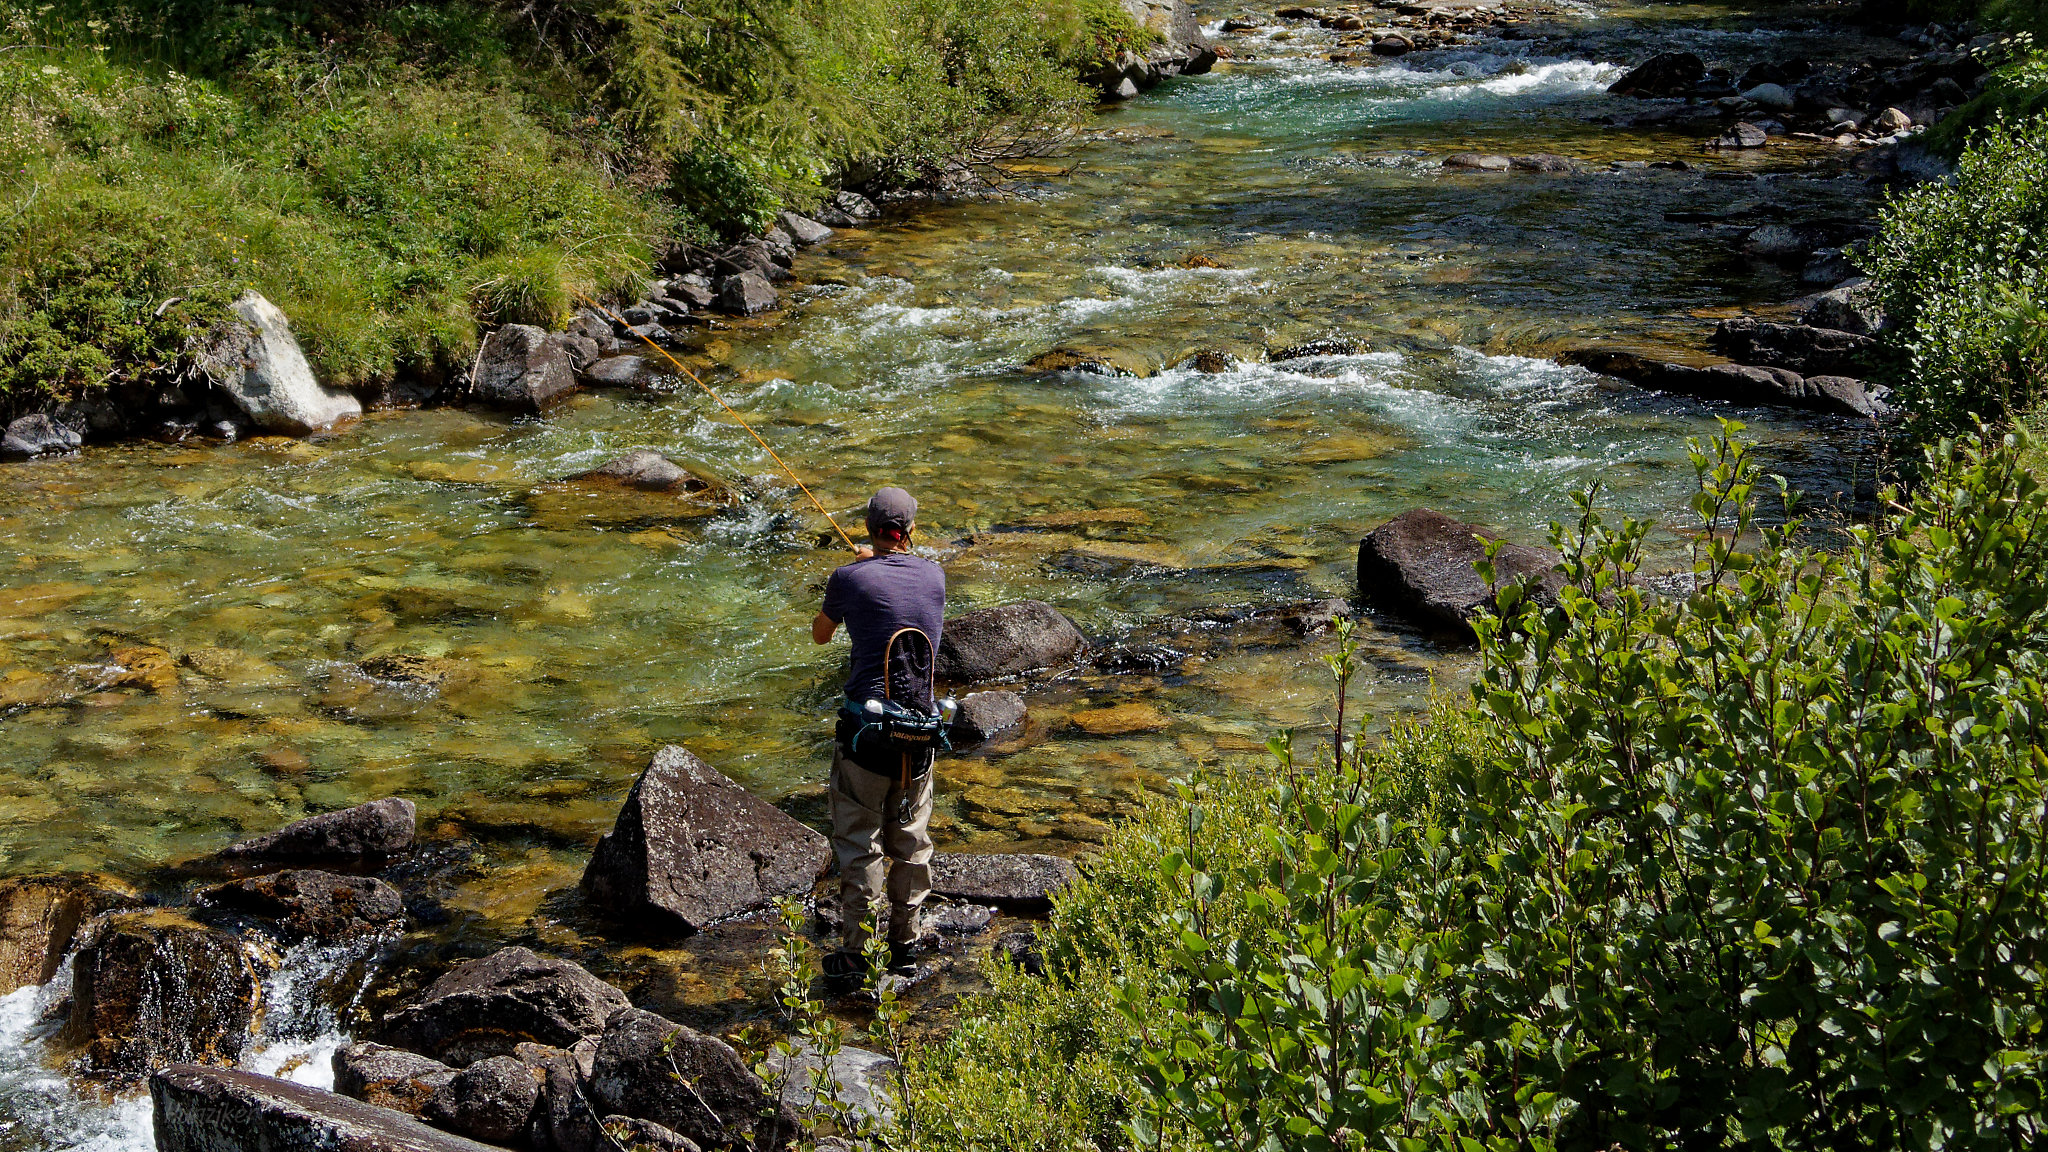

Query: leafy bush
left=1860, top=115, right=2048, bottom=442
left=910, top=425, right=2048, bottom=1150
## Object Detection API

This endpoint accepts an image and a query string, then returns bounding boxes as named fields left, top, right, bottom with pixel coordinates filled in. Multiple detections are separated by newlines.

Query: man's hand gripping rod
left=575, top=295, right=860, bottom=553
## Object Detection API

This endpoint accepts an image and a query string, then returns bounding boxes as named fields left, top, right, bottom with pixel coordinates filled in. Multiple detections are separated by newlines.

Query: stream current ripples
left=0, top=3, right=1901, bottom=1144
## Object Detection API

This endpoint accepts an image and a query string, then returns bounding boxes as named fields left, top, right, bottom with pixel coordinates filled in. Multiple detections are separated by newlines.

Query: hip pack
left=835, top=627, right=956, bottom=778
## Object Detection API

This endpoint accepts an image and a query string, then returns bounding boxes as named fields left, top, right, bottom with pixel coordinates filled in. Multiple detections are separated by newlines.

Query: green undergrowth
left=902, top=425, right=2048, bottom=1150
left=0, top=0, right=1109, bottom=413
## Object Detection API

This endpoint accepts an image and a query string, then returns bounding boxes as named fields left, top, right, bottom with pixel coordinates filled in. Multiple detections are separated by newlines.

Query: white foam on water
left=1099, top=352, right=1468, bottom=428
left=0, top=936, right=379, bottom=1152
left=1416, top=58, right=1625, bottom=102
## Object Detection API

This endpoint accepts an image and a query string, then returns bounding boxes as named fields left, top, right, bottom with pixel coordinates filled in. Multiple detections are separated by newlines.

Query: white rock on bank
left=197, top=292, right=362, bottom=435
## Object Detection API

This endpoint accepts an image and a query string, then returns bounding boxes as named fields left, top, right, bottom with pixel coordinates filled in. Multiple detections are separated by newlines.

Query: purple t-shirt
left=822, top=553, right=946, bottom=703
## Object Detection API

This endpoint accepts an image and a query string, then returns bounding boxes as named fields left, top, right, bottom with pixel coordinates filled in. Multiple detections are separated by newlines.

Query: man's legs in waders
left=828, top=746, right=935, bottom=973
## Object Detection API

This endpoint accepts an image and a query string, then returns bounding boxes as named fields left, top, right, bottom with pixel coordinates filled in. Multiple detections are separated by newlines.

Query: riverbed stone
left=776, top=211, right=834, bottom=246
left=1709, top=317, right=1874, bottom=378
left=1608, top=50, right=1705, bottom=97
left=570, top=449, right=724, bottom=495
left=589, top=1008, right=795, bottom=1152
left=929, top=853, right=1077, bottom=914
left=219, top=797, right=417, bottom=869
left=152, top=1064, right=500, bottom=1152
left=717, top=271, right=778, bottom=316
left=1070, top=702, right=1172, bottom=736
left=937, top=601, right=1089, bottom=684
left=381, top=946, right=630, bottom=1065
left=761, top=1042, right=898, bottom=1129
left=473, top=324, right=579, bottom=413
left=1712, top=121, right=1771, bottom=149
left=1356, top=508, right=1564, bottom=640
left=1559, top=349, right=1879, bottom=419
left=423, top=1054, right=545, bottom=1145
left=1802, top=278, right=1886, bottom=335
left=194, top=291, right=362, bottom=435
left=1510, top=153, right=1578, bottom=173
left=65, top=911, right=263, bottom=1076
left=950, top=690, right=1027, bottom=744
left=1, top=413, right=84, bottom=460
left=1025, top=346, right=1153, bottom=377
left=332, top=1042, right=456, bottom=1117
left=583, top=355, right=663, bottom=389
left=1442, top=152, right=1510, bottom=171
left=197, top=869, right=406, bottom=941
left=0, top=873, right=140, bottom=995
left=583, top=745, right=831, bottom=933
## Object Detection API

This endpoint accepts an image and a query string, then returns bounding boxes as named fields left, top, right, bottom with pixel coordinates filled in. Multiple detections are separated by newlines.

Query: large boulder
left=197, top=869, right=406, bottom=941
left=936, top=602, right=1089, bottom=684
left=776, top=211, right=834, bottom=246
left=581, top=746, right=831, bottom=934
left=1560, top=349, right=1880, bottom=419
left=1, top=413, right=84, bottom=460
left=423, top=1055, right=545, bottom=1145
left=332, top=1042, right=457, bottom=1117
left=64, top=911, right=263, bottom=1076
left=219, top=797, right=416, bottom=870
left=1802, top=278, right=1886, bottom=336
left=381, top=947, right=630, bottom=1065
left=0, top=872, right=140, bottom=995
left=152, top=1064, right=500, bottom=1152
left=929, top=853, right=1077, bottom=914
left=1089, top=0, right=1217, bottom=98
left=1708, top=317, right=1875, bottom=378
left=1608, top=51, right=1705, bottom=97
left=473, top=324, right=579, bottom=413
left=194, top=291, right=362, bottom=435
left=716, top=271, right=778, bottom=316
left=1355, top=508, right=1564, bottom=640
left=588, top=1008, right=795, bottom=1152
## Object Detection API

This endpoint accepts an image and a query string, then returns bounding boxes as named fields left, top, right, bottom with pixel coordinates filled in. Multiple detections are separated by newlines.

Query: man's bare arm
left=813, top=612, right=838, bottom=645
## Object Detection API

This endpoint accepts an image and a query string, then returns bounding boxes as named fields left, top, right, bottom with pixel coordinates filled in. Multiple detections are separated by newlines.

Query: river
left=0, top=1, right=1899, bottom=1145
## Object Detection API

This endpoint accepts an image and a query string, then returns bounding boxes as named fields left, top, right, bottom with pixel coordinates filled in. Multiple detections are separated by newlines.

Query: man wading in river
left=813, top=486, right=948, bottom=981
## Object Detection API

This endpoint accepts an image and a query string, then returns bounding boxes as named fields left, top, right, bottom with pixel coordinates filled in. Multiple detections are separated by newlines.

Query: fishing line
left=575, top=294, right=859, bottom=553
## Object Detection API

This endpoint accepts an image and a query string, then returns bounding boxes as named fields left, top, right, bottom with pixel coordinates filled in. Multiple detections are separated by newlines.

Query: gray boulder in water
left=472, top=323, right=579, bottom=412
left=1709, top=317, right=1875, bottom=378
left=936, top=601, right=1089, bottom=684
left=196, top=869, right=405, bottom=941
left=950, top=690, right=1027, bottom=744
left=1355, top=508, right=1564, bottom=641
left=581, top=745, right=831, bottom=933
left=381, top=946, right=630, bottom=1065
left=1559, top=349, right=1880, bottom=420
left=422, top=1054, right=545, bottom=1145
left=331, top=1041, right=455, bottom=1117
left=219, top=797, right=416, bottom=869
left=929, top=852, right=1077, bottom=914
left=194, top=292, right=362, bottom=435
left=1, top=413, right=83, bottom=460
left=152, top=1064, right=499, bottom=1152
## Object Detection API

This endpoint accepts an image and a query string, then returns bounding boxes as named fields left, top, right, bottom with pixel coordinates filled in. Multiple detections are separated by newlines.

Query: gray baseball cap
left=866, top=487, right=917, bottom=534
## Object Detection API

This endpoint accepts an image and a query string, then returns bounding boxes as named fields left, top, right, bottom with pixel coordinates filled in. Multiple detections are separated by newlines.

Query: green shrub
left=1861, top=115, right=2048, bottom=442
left=911, top=425, right=2048, bottom=1150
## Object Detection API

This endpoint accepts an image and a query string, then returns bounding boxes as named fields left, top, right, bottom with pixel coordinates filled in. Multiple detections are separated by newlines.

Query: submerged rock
left=570, top=450, right=726, bottom=496
left=1025, top=346, right=1153, bottom=378
left=950, top=690, right=1027, bottom=744
left=66, top=911, right=263, bottom=1076
left=929, top=853, right=1077, bottom=914
left=1442, top=153, right=1511, bottom=171
left=382, top=946, right=630, bottom=1065
left=1267, top=338, right=1360, bottom=361
left=0, top=873, right=140, bottom=995
left=1355, top=508, right=1564, bottom=640
left=937, top=601, right=1089, bottom=684
left=332, top=1041, right=456, bottom=1117
left=194, top=291, right=362, bottom=435
left=1, top=413, right=84, bottom=460
left=581, top=745, right=831, bottom=933
left=423, top=1054, right=545, bottom=1145
left=219, top=797, right=417, bottom=870
left=473, top=324, right=579, bottom=413
left=588, top=1008, right=795, bottom=1152
left=152, top=1064, right=498, bottom=1152
left=197, top=870, right=405, bottom=941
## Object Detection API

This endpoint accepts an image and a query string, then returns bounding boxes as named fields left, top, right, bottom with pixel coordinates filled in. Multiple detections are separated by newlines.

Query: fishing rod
left=575, top=294, right=859, bottom=553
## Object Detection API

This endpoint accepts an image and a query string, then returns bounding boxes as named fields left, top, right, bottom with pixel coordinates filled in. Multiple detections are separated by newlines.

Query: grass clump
left=905, top=423, right=2048, bottom=1150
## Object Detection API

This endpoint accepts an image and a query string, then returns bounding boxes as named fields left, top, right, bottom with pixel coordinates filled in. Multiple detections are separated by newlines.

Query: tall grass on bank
left=0, top=0, right=1118, bottom=413
left=907, top=424, right=2048, bottom=1150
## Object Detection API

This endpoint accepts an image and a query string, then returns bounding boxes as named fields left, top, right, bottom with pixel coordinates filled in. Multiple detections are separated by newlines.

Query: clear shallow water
left=0, top=0, right=1892, bottom=1010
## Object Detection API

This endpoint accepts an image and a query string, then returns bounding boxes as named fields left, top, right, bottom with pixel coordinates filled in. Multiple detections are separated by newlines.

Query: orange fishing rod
left=576, top=295, right=859, bottom=553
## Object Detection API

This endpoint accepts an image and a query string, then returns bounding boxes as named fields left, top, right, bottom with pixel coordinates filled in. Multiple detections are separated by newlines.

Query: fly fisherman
left=812, top=486, right=947, bottom=982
